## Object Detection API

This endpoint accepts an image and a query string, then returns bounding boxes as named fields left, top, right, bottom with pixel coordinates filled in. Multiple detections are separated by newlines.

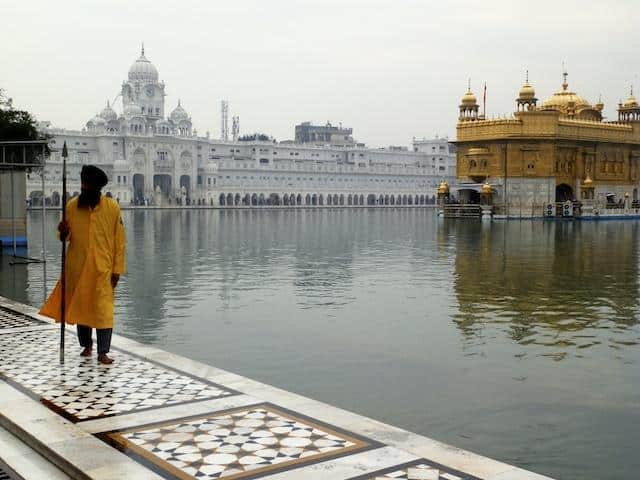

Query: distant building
left=295, top=122, right=354, bottom=145
left=412, top=136, right=457, bottom=179
left=30, top=47, right=455, bottom=208
left=455, top=71, right=640, bottom=215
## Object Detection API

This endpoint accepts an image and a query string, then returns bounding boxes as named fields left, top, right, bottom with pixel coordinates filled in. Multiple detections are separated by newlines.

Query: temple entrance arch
left=133, top=174, right=145, bottom=204
left=555, top=183, right=573, bottom=202
left=153, top=174, right=172, bottom=206
left=458, top=188, right=480, bottom=204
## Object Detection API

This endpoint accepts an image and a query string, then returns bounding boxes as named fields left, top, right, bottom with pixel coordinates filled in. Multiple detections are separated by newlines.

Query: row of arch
left=28, top=190, right=118, bottom=207
left=218, top=193, right=437, bottom=207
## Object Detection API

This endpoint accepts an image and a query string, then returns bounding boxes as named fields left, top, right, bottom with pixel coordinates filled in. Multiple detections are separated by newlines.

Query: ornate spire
left=525, top=69, right=529, bottom=85
left=562, top=62, right=568, bottom=91
left=467, top=78, right=471, bottom=92
left=141, top=42, right=145, bottom=56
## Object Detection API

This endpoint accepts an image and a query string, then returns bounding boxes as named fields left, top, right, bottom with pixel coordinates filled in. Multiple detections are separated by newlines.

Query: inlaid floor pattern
left=100, top=404, right=374, bottom=479
left=0, top=307, right=47, bottom=330
left=350, top=460, right=480, bottom=480
left=0, top=328, right=236, bottom=422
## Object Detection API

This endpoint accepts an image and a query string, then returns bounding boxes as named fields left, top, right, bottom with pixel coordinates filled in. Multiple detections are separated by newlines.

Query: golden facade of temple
left=454, top=72, right=640, bottom=216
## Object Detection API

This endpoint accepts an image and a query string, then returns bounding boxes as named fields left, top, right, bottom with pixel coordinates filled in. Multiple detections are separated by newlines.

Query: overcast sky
left=2, top=0, right=637, bottom=147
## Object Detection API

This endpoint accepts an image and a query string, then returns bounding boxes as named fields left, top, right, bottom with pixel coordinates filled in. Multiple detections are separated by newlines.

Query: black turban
left=81, top=165, right=108, bottom=188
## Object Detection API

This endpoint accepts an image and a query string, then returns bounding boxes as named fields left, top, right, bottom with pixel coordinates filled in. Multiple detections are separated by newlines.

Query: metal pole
left=60, top=142, right=68, bottom=364
left=41, top=144, right=48, bottom=302
left=10, top=168, right=16, bottom=256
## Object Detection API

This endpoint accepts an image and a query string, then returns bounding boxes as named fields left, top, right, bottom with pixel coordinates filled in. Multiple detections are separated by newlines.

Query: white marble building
left=29, top=48, right=456, bottom=207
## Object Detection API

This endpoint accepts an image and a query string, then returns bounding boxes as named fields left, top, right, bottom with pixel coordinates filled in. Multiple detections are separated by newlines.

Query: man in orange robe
left=40, top=165, right=126, bottom=364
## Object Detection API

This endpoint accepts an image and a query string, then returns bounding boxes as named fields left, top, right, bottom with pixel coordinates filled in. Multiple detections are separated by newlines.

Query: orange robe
left=40, top=196, right=126, bottom=329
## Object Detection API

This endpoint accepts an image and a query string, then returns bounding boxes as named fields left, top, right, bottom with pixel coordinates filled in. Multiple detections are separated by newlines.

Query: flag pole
left=60, top=141, right=68, bottom=364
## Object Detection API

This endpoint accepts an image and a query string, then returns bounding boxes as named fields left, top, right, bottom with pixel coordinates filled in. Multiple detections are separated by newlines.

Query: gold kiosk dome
left=461, top=90, right=477, bottom=106
left=518, top=82, right=536, bottom=101
left=437, top=180, right=450, bottom=195
left=481, top=182, right=492, bottom=194
left=623, top=93, right=638, bottom=108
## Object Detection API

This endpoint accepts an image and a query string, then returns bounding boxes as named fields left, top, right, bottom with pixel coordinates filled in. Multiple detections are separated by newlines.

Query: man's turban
left=80, top=165, right=109, bottom=188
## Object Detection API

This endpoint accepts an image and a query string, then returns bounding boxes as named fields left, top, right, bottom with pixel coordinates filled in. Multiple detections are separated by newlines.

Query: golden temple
left=453, top=70, right=640, bottom=217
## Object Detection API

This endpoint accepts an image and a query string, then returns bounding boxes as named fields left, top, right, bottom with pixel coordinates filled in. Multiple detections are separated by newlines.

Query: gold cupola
left=595, top=95, right=604, bottom=112
left=437, top=179, right=450, bottom=195
left=517, top=70, right=537, bottom=112
left=459, top=80, right=479, bottom=121
left=618, top=85, right=640, bottom=122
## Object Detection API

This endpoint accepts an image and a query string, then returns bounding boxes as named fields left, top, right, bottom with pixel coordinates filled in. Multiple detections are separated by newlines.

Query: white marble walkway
left=0, top=296, right=553, bottom=480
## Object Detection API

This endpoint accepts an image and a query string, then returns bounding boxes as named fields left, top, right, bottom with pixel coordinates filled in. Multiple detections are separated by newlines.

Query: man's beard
left=78, top=189, right=101, bottom=208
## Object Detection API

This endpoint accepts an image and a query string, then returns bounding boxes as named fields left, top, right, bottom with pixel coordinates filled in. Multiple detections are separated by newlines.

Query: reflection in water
left=2, top=209, right=640, bottom=480
left=446, top=221, right=640, bottom=357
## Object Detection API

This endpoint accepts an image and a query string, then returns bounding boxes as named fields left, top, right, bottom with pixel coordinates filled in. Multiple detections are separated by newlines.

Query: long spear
left=60, top=141, right=68, bottom=364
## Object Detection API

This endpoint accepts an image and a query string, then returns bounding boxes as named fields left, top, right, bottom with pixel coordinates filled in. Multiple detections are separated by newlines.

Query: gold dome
left=582, top=175, right=593, bottom=188
left=481, top=182, right=492, bottom=194
left=541, top=72, right=592, bottom=113
left=623, top=95, right=638, bottom=108
left=437, top=180, right=450, bottom=195
left=461, top=89, right=477, bottom=106
left=595, top=95, right=604, bottom=112
left=518, top=74, right=536, bottom=100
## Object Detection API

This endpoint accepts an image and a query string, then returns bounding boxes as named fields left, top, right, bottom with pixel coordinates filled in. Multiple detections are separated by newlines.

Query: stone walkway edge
left=0, top=296, right=553, bottom=480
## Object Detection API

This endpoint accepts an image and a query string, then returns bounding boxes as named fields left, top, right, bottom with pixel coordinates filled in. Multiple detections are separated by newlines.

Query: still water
left=2, top=209, right=640, bottom=480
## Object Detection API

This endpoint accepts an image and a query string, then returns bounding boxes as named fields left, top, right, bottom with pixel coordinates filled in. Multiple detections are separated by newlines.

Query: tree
left=238, top=133, right=275, bottom=142
left=0, top=88, right=41, bottom=140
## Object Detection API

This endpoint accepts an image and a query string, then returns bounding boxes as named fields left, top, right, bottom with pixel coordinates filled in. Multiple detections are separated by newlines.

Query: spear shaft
left=60, top=141, right=68, bottom=364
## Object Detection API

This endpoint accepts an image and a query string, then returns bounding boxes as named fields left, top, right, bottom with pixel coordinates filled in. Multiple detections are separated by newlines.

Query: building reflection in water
left=444, top=219, right=640, bottom=358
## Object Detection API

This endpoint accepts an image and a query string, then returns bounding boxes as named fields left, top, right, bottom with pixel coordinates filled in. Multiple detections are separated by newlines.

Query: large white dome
left=128, top=46, right=158, bottom=82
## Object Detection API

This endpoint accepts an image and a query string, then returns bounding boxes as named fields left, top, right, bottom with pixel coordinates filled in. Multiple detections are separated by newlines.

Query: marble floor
left=347, top=459, right=481, bottom=480
left=0, top=306, right=48, bottom=330
left=0, top=327, right=238, bottom=422
left=0, top=297, right=553, bottom=480
left=99, top=403, right=379, bottom=479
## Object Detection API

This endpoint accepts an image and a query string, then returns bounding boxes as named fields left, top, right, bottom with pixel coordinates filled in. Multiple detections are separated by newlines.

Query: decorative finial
left=178, top=99, right=181, bottom=106
left=562, top=62, right=568, bottom=91
left=106, top=100, right=110, bottom=108
left=467, top=78, right=471, bottom=92
left=141, top=42, right=145, bottom=56
left=525, top=69, right=529, bottom=85
left=631, top=84, right=634, bottom=97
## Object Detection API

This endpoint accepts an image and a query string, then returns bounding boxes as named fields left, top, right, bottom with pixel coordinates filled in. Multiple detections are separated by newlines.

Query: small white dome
left=128, top=46, right=158, bottom=82
left=100, top=101, right=117, bottom=121
left=93, top=115, right=106, bottom=126
left=170, top=100, right=190, bottom=122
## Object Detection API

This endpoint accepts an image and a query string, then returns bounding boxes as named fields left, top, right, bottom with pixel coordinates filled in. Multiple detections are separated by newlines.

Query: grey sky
left=2, top=0, right=636, bottom=147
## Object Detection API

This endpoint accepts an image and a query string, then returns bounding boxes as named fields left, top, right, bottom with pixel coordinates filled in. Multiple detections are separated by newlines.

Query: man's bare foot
left=80, top=347, right=92, bottom=357
left=98, top=354, right=114, bottom=365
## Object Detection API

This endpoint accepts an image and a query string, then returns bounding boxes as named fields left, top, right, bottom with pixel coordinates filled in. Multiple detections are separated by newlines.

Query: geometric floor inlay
left=347, top=459, right=481, bottom=480
left=97, top=403, right=380, bottom=480
left=0, top=328, right=239, bottom=422
left=0, top=306, right=48, bottom=330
